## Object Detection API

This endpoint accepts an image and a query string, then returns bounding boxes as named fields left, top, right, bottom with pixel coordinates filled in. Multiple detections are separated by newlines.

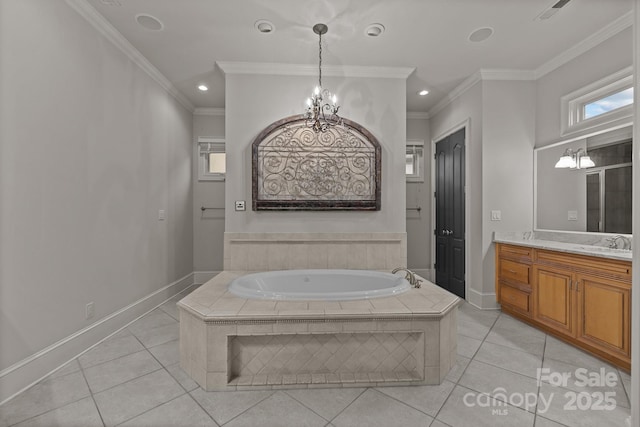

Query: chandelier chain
left=318, top=31, right=322, bottom=88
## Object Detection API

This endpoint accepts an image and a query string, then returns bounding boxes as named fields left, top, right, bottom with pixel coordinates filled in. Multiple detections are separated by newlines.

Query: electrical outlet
left=491, top=210, right=502, bottom=221
left=235, top=200, right=246, bottom=211
left=85, top=302, right=95, bottom=320
left=568, top=210, right=578, bottom=221
left=158, top=209, right=166, bottom=220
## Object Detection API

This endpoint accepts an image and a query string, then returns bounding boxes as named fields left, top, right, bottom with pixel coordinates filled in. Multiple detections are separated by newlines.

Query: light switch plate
left=568, top=210, right=578, bottom=221
left=235, top=200, right=246, bottom=211
left=158, top=209, right=166, bottom=220
left=491, top=210, right=501, bottom=221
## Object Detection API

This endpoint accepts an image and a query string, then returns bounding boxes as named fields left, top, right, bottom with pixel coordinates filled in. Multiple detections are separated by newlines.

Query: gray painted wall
left=406, top=118, right=432, bottom=271
left=193, top=114, right=225, bottom=273
left=223, top=72, right=407, bottom=234
left=0, top=0, right=193, bottom=373
left=535, top=28, right=632, bottom=148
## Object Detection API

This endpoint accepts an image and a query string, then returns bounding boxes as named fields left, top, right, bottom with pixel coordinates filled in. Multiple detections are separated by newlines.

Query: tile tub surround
left=223, top=232, right=407, bottom=271
left=177, top=271, right=459, bottom=391
left=493, top=231, right=632, bottom=261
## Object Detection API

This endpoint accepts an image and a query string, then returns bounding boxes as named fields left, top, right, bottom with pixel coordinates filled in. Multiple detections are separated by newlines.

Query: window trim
left=198, top=137, right=225, bottom=181
left=406, top=139, right=424, bottom=183
left=561, top=66, right=633, bottom=136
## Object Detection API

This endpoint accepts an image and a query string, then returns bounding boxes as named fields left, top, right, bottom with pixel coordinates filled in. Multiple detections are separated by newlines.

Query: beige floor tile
left=536, top=383, right=630, bottom=427
left=223, top=391, right=328, bottom=427
left=166, top=363, right=199, bottom=392
left=83, top=350, right=161, bottom=393
left=484, top=328, right=546, bottom=356
left=120, top=394, right=215, bottom=427
left=128, top=310, right=178, bottom=335
left=474, top=342, right=542, bottom=379
left=377, top=380, right=455, bottom=416
left=437, top=385, right=534, bottom=427
left=93, top=369, right=184, bottom=426
left=445, top=355, right=471, bottom=383
left=190, top=388, right=273, bottom=425
left=0, top=372, right=90, bottom=427
left=285, top=387, right=365, bottom=420
left=11, top=397, right=102, bottom=427
left=78, top=335, right=145, bottom=369
left=457, top=335, right=483, bottom=358
left=332, top=389, right=433, bottom=427
left=459, top=360, right=539, bottom=412
left=148, top=339, right=180, bottom=367
left=132, top=323, right=180, bottom=349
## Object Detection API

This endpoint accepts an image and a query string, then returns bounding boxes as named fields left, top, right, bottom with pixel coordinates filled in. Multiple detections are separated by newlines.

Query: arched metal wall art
left=252, top=115, right=381, bottom=211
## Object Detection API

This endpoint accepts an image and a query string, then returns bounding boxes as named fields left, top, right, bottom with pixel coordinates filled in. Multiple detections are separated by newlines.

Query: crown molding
left=217, top=62, right=415, bottom=79
left=64, top=0, right=195, bottom=113
left=534, top=11, right=633, bottom=79
left=428, top=71, right=482, bottom=118
left=194, top=108, right=226, bottom=116
left=407, top=112, right=430, bottom=120
left=479, top=69, right=536, bottom=81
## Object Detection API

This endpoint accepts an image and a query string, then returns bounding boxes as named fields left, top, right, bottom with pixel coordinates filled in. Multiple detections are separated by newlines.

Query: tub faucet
left=391, top=267, right=422, bottom=289
left=606, top=235, right=631, bottom=250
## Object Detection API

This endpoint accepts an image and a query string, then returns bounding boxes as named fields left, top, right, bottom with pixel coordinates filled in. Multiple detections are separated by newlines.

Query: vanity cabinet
left=495, top=244, right=532, bottom=317
left=496, top=244, right=631, bottom=370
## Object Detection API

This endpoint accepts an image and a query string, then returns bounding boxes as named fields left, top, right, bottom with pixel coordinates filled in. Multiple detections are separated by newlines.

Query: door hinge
left=433, top=229, right=437, bottom=236
left=434, top=191, right=436, bottom=198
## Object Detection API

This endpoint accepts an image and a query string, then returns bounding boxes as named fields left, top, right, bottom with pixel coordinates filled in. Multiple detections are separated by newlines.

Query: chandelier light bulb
left=332, top=94, right=337, bottom=105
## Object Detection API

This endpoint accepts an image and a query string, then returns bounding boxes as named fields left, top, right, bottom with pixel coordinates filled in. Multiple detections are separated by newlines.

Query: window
left=584, top=87, right=633, bottom=120
left=406, top=140, right=424, bottom=182
left=198, top=137, right=225, bottom=181
left=561, top=67, right=633, bottom=135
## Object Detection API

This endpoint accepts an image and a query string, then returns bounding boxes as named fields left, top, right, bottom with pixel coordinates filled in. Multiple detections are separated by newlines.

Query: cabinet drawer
left=500, top=259, right=530, bottom=285
left=500, top=284, right=530, bottom=313
left=499, top=244, right=532, bottom=261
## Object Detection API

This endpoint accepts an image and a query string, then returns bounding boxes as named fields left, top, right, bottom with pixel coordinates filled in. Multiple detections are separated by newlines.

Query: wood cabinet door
left=575, top=274, right=631, bottom=358
left=534, top=266, right=574, bottom=334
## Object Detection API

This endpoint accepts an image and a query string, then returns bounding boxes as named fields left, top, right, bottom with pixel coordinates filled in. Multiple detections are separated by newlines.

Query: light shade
left=579, top=155, right=595, bottom=168
left=555, top=155, right=576, bottom=168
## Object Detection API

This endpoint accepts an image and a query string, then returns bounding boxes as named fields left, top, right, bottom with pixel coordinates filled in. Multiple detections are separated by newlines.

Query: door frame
left=430, top=119, right=470, bottom=301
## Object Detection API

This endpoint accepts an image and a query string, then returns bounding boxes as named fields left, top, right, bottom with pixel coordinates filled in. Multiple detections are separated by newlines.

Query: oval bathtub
left=228, top=269, right=410, bottom=301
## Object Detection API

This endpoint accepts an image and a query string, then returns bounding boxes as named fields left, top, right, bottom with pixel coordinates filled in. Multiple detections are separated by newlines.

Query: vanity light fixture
left=554, top=148, right=595, bottom=169
left=304, top=23, right=342, bottom=133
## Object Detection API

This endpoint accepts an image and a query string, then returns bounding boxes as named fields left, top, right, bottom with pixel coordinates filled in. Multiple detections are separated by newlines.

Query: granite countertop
left=177, top=270, right=461, bottom=321
left=494, top=231, right=632, bottom=261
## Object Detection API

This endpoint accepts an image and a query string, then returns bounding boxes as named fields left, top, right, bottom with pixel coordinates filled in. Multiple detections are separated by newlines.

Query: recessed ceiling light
left=198, top=85, right=208, bottom=92
left=135, top=14, right=164, bottom=31
left=365, top=23, right=385, bottom=37
left=418, top=90, right=429, bottom=96
left=254, top=19, right=275, bottom=34
left=468, top=27, right=493, bottom=43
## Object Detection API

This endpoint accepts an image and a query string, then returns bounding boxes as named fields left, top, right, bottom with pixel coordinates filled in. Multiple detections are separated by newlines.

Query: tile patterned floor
left=0, top=289, right=632, bottom=427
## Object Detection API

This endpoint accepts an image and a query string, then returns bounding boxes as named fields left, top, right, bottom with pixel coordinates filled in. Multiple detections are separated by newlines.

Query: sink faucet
left=606, top=235, right=631, bottom=250
left=391, top=267, right=422, bottom=288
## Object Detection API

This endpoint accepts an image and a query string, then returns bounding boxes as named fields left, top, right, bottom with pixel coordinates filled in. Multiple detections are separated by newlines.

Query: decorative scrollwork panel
left=252, top=115, right=381, bottom=210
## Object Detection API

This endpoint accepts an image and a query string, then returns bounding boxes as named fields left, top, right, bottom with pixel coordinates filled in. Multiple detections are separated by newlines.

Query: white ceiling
left=85, top=0, right=632, bottom=112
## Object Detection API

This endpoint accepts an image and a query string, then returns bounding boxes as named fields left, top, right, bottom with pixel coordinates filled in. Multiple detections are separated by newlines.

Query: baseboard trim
left=467, top=288, right=500, bottom=310
left=0, top=272, right=194, bottom=405
left=193, top=271, right=222, bottom=284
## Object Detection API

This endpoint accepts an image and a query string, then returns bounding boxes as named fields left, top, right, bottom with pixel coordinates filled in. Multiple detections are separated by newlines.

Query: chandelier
left=304, top=23, right=342, bottom=133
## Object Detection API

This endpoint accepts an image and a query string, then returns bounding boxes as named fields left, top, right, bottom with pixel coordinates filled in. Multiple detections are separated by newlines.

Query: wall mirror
left=534, top=126, right=632, bottom=234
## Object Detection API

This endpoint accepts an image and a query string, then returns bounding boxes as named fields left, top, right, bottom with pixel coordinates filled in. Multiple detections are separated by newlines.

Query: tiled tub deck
left=178, top=271, right=460, bottom=391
